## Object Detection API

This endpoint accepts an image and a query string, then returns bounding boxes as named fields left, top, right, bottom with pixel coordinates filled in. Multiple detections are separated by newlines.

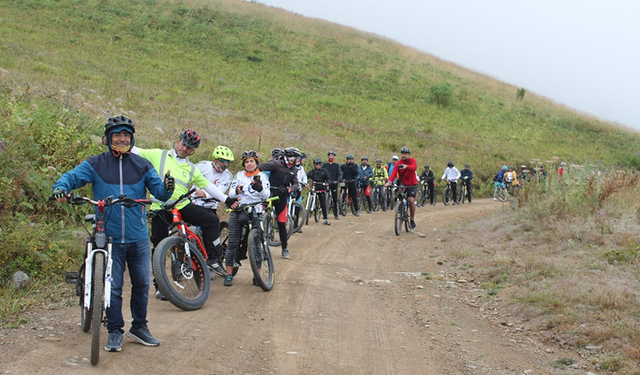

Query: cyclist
left=460, top=163, right=473, bottom=203
left=441, top=161, right=461, bottom=206
left=358, top=156, right=373, bottom=213
left=493, top=165, right=508, bottom=200
left=225, top=150, right=270, bottom=286
left=341, top=154, right=361, bottom=216
left=385, top=155, right=399, bottom=177
left=306, top=158, right=332, bottom=225
left=385, top=147, right=418, bottom=229
left=420, top=164, right=436, bottom=206
left=371, top=159, right=389, bottom=211
left=258, top=147, right=300, bottom=259
left=293, top=153, right=308, bottom=231
left=131, top=129, right=239, bottom=286
left=52, top=116, right=174, bottom=352
left=505, top=165, right=521, bottom=195
left=322, top=150, right=342, bottom=220
left=193, top=145, right=235, bottom=215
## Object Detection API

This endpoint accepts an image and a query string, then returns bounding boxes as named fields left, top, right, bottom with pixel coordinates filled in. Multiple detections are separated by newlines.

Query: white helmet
left=392, top=155, right=399, bottom=161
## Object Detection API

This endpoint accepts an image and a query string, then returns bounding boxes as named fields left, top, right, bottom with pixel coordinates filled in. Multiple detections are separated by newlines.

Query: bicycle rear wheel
left=443, top=187, right=452, bottom=206
left=152, top=236, right=210, bottom=311
left=416, top=187, right=423, bottom=207
left=78, top=266, right=91, bottom=333
left=496, top=187, right=508, bottom=202
left=314, top=201, right=320, bottom=222
left=90, top=252, right=105, bottom=365
left=340, top=193, right=348, bottom=216
left=248, top=229, right=274, bottom=291
left=265, top=214, right=293, bottom=246
left=456, top=186, right=464, bottom=204
left=291, top=202, right=305, bottom=233
left=394, top=202, right=402, bottom=236
left=305, top=195, right=313, bottom=225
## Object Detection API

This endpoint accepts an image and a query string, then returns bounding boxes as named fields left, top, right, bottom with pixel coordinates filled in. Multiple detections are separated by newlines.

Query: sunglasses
left=218, top=159, right=231, bottom=165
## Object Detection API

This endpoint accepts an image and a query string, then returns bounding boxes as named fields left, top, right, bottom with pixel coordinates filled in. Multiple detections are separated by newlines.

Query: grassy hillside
left=2, top=0, right=640, bottom=182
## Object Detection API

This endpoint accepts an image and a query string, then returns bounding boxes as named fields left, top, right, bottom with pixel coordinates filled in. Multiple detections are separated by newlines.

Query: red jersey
left=389, top=158, right=418, bottom=186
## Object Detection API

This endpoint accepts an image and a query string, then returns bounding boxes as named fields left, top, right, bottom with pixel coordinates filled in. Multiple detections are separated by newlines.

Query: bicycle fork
left=83, top=243, right=112, bottom=312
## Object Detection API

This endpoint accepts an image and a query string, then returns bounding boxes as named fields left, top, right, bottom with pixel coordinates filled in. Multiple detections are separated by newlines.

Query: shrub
left=429, top=82, right=453, bottom=107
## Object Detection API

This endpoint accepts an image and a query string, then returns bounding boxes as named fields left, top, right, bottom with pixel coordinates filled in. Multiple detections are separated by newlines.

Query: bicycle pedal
left=65, top=271, right=79, bottom=284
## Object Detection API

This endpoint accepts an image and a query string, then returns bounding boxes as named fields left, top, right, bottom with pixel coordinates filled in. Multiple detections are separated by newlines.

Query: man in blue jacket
left=460, top=163, right=473, bottom=203
left=52, top=116, right=174, bottom=353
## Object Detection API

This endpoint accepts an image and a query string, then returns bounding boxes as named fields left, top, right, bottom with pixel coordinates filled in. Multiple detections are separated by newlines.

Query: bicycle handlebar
left=64, top=195, right=153, bottom=207
left=160, top=187, right=198, bottom=211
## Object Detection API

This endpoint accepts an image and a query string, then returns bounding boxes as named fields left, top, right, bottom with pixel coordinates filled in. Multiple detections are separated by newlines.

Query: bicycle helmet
left=502, top=165, right=508, bottom=170
left=327, top=150, right=336, bottom=156
left=241, top=150, right=259, bottom=165
left=447, top=161, right=454, bottom=167
left=179, top=129, right=201, bottom=149
left=508, top=165, right=514, bottom=170
left=346, top=154, right=354, bottom=160
left=212, top=145, right=235, bottom=162
left=361, top=156, right=368, bottom=161
left=375, top=159, right=383, bottom=164
left=424, top=164, right=430, bottom=169
left=392, top=155, right=399, bottom=161
left=284, top=147, right=302, bottom=157
left=104, top=115, right=136, bottom=154
left=464, top=163, right=470, bottom=168
left=272, top=148, right=285, bottom=160
left=300, top=152, right=307, bottom=160
left=400, top=146, right=411, bottom=154
left=313, top=158, right=323, bottom=164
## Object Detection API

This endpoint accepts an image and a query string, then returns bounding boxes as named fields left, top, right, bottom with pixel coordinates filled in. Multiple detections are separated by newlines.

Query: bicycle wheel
left=350, top=195, right=358, bottom=215
left=265, top=214, right=293, bottom=246
left=90, top=252, right=105, bottom=365
left=340, top=193, right=348, bottom=216
left=305, top=195, right=313, bottom=226
left=389, top=190, right=396, bottom=210
left=394, top=201, right=403, bottom=236
left=456, top=185, right=464, bottom=204
left=248, top=228, right=274, bottom=291
left=152, top=236, right=210, bottom=311
left=443, top=187, right=451, bottom=206
left=404, top=203, right=411, bottom=232
left=314, top=198, right=320, bottom=222
left=362, top=192, right=372, bottom=214
left=416, top=187, right=423, bottom=207
left=291, top=202, right=305, bottom=233
left=496, top=187, right=508, bottom=202
left=79, top=266, right=91, bottom=333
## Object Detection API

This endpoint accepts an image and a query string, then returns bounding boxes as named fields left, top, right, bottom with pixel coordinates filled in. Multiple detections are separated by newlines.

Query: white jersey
left=193, top=161, right=233, bottom=210
left=441, top=167, right=461, bottom=182
left=296, top=165, right=308, bottom=191
left=229, top=171, right=271, bottom=206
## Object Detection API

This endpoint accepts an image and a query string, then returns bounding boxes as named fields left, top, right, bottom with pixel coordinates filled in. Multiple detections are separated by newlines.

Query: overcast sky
left=258, top=0, right=640, bottom=130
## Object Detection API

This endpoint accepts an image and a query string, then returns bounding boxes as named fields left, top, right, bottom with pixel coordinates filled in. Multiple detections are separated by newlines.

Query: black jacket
left=257, top=159, right=299, bottom=197
left=306, top=168, right=331, bottom=191
left=340, top=162, right=360, bottom=182
left=322, top=161, right=341, bottom=183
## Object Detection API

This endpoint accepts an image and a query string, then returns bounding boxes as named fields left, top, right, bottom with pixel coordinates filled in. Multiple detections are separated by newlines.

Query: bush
left=429, top=82, right=453, bottom=107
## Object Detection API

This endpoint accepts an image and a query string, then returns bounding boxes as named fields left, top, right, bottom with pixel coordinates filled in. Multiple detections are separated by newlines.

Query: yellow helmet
left=212, top=145, right=234, bottom=162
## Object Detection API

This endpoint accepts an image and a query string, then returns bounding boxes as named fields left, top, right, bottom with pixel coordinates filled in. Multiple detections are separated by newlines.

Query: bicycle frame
left=83, top=201, right=112, bottom=313
left=167, top=206, right=208, bottom=262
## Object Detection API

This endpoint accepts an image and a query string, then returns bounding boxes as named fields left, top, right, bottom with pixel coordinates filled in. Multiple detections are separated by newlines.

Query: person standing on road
left=441, top=161, right=461, bottom=206
left=52, top=115, right=174, bottom=352
left=341, top=154, right=361, bottom=216
left=322, top=150, right=342, bottom=220
left=386, top=155, right=399, bottom=180
left=371, top=159, right=389, bottom=211
left=420, top=165, right=436, bottom=206
left=460, top=163, right=473, bottom=203
left=307, top=158, right=332, bottom=225
left=193, top=145, right=235, bottom=215
left=493, top=165, right=508, bottom=200
left=385, top=147, right=418, bottom=229
left=358, top=156, right=373, bottom=213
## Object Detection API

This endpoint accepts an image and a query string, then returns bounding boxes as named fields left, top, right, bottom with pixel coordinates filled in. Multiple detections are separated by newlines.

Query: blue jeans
left=106, top=239, right=151, bottom=333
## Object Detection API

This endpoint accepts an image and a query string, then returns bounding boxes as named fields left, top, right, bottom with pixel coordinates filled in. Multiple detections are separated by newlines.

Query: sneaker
left=224, top=274, right=233, bottom=287
left=324, top=219, right=331, bottom=226
left=334, top=215, right=339, bottom=220
left=207, top=261, right=227, bottom=277
left=252, top=277, right=260, bottom=286
left=105, top=330, right=123, bottom=352
left=282, top=249, right=290, bottom=259
left=154, top=289, right=167, bottom=301
left=126, top=326, right=160, bottom=347
left=354, top=212, right=360, bottom=217
left=493, top=197, right=497, bottom=201
left=410, top=220, right=416, bottom=229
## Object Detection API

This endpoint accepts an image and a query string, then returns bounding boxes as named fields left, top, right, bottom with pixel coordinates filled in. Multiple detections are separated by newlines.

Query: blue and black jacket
left=53, top=152, right=172, bottom=243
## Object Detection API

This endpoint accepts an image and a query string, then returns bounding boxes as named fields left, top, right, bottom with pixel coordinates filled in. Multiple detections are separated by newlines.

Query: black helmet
left=424, top=164, right=430, bottom=169
left=328, top=150, right=336, bottom=156
left=400, top=146, right=411, bottom=154
left=241, top=150, right=259, bottom=165
left=375, top=159, right=383, bottom=164
left=447, top=161, right=454, bottom=167
left=284, top=147, right=302, bottom=157
left=313, top=158, right=322, bottom=164
left=346, top=154, right=354, bottom=160
left=104, top=115, right=135, bottom=153
left=272, top=148, right=285, bottom=159
left=179, top=129, right=201, bottom=148
left=361, top=156, right=368, bottom=161
left=464, top=163, right=470, bottom=168
left=300, top=152, right=307, bottom=159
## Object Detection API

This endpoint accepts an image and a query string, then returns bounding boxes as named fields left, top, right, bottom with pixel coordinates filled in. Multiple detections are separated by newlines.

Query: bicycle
left=442, top=181, right=455, bottom=206
left=456, top=177, right=472, bottom=204
left=288, top=191, right=306, bottom=233
left=62, top=194, right=151, bottom=365
left=262, top=196, right=291, bottom=247
left=339, top=179, right=358, bottom=216
left=359, top=180, right=372, bottom=214
left=305, top=182, right=328, bottom=224
left=225, top=198, right=276, bottom=291
left=494, top=181, right=508, bottom=202
left=151, top=188, right=211, bottom=311
left=394, top=184, right=412, bottom=236
left=386, top=183, right=397, bottom=211
left=371, top=181, right=386, bottom=211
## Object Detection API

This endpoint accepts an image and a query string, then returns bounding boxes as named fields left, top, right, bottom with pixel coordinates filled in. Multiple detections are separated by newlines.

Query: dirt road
left=0, top=199, right=581, bottom=374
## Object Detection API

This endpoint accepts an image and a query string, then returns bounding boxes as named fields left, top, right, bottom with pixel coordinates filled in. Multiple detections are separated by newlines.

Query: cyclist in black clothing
left=420, top=164, right=436, bottom=206
left=307, top=158, right=332, bottom=225
left=257, top=147, right=301, bottom=259
left=460, top=163, right=473, bottom=203
left=322, top=150, right=342, bottom=220
left=341, top=154, right=360, bottom=216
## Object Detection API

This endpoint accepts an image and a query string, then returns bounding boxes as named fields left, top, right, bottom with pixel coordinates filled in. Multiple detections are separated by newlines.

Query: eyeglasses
left=218, top=159, right=230, bottom=165
left=314, top=162, right=322, bottom=165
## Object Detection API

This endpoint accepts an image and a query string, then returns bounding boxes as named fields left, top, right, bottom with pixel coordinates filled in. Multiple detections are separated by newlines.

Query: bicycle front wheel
left=305, top=195, right=313, bottom=225
left=416, top=187, right=423, bottom=207
left=394, top=202, right=403, bottom=236
left=291, top=202, right=305, bottom=233
left=90, top=252, right=105, bottom=365
left=248, top=229, right=274, bottom=291
left=340, top=193, right=348, bottom=216
left=443, top=187, right=451, bottom=206
left=152, top=236, right=210, bottom=311
left=496, top=187, right=508, bottom=202
left=79, top=266, right=91, bottom=333
left=404, top=203, right=411, bottom=232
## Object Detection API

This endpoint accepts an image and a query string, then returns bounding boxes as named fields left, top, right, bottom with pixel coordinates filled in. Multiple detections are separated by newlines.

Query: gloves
left=225, top=197, right=238, bottom=208
left=164, top=172, right=175, bottom=194
left=50, top=188, right=68, bottom=200
left=252, top=180, right=263, bottom=192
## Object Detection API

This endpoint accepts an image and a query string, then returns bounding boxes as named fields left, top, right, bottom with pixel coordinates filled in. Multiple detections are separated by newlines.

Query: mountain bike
left=326, top=183, right=336, bottom=217
left=415, top=182, right=424, bottom=207
left=262, top=196, right=291, bottom=247
left=61, top=194, right=151, bottom=365
left=371, top=181, right=386, bottom=211
left=305, top=182, right=327, bottom=224
left=359, top=180, right=372, bottom=214
left=394, top=184, right=412, bottom=236
left=151, top=188, right=211, bottom=311
left=442, top=181, right=454, bottom=206
left=386, top=183, right=397, bottom=210
left=288, top=191, right=306, bottom=233
left=418, top=180, right=437, bottom=206
left=456, top=177, right=472, bottom=204
left=226, top=199, right=276, bottom=291
left=494, top=181, right=508, bottom=202
left=339, top=180, right=358, bottom=216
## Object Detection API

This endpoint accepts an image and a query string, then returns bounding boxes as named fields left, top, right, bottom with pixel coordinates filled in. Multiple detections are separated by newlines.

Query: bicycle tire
left=90, top=252, right=105, bottom=366
left=314, top=201, right=320, bottom=222
left=362, top=192, right=372, bottom=214
left=394, top=202, right=402, bottom=236
left=443, top=187, right=452, bottom=206
left=79, top=266, right=91, bottom=332
left=496, top=187, right=508, bottom=202
left=248, top=228, right=274, bottom=291
left=305, top=195, right=313, bottom=226
left=265, top=214, right=293, bottom=246
left=389, top=190, right=396, bottom=210
left=291, top=202, right=305, bottom=233
left=416, top=187, right=423, bottom=207
left=152, top=236, right=210, bottom=311
left=456, top=185, right=464, bottom=204
left=340, top=193, right=348, bottom=216
left=350, top=195, right=358, bottom=215
left=404, top=203, right=411, bottom=232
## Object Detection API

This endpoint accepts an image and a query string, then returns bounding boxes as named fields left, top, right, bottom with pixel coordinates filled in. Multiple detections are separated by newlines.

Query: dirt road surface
left=0, top=199, right=583, bottom=374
